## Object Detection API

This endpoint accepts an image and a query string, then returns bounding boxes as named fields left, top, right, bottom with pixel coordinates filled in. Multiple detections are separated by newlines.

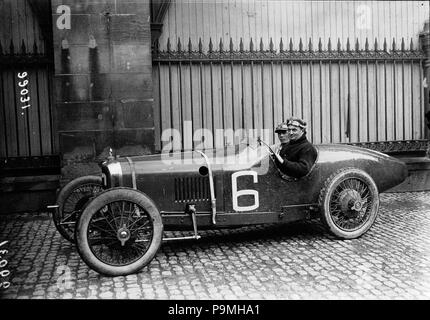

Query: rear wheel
left=54, top=176, right=104, bottom=243
left=75, top=188, right=163, bottom=276
left=319, top=168, right=379, bottom=239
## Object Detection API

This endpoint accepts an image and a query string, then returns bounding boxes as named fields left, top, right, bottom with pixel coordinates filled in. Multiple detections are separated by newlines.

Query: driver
left=271, top=118, right=317, bottom=178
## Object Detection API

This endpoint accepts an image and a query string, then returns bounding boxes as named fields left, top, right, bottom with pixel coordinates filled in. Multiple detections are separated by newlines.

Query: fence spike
left=289, top=38, right=293, bottom=52
left=279, top=38, right=284, bottom=52
left=198, top=38, right=203, bottom=53
left=259, top=38, right=264, bottom=52
left=327, top=38, right=332, bottom=52
left=34, top=40, right=39, bottom=54
left=167, top=38, right=171, bottom=53
left=401, top=37, right=405, bottom=51
left=346, top=38, right=350, bottom=52
left=355, top=38, right=359, bottom=51
left=337, top=38, right=341, bottom=52
left=230, top=37, right=234, bottom=52
left=219, top=38, right=223, bottom=52
left=410, top=38, right=414, bottom=51
left=239, top=38, right=244, bottom=52
left=383, top=38, right=387, bottom=51
left=318, top=38, right=322, bottom=52
left=250, top=38, right=254, bottom=52
left=299, top=38, right=303, bottom=52
left=21, top=39, right=26, bottom=54
left=188, top=38, right=192, bottom=52
left=308, top=38, right=313, bottom=52
left=209, top=38, right=213, bottom=53
left=269, top=38, right=274, bottom=52
left=10, top=39, right=14, bottom=54
left=365, top=38, right=369, bottom=51
left=374, top=38, right=378, bottom=51
left=392, top=38, right=396, bottom=51
left=177, top=37, right=182, bottom=52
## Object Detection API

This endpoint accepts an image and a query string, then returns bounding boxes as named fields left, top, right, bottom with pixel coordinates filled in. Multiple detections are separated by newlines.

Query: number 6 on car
left=232, top=171, right=259, bottom=212
left=52, top=143, right=408, bottom=276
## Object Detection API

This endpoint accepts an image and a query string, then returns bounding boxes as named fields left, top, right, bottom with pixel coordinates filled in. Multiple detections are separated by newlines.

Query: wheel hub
left=117, top=224, right=131, bottom=246
left=338, top=189, right=364, bottom=218
left=352, top=200, right=364, bottom=211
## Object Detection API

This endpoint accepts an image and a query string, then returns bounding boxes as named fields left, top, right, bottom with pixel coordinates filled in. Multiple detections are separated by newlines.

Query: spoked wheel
left=54, top=176, right=104, bottom=243
left=319, top=168, right=379, bottom=239
left=75, top=188, right=163, bottom=276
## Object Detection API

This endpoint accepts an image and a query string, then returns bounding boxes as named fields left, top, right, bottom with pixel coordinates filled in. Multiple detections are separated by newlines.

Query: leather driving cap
left=274, top=122, right=288, bottom=133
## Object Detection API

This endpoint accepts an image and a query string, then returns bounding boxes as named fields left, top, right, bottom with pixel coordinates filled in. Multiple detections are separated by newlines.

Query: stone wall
left=51, top=0, right=154, bottom=182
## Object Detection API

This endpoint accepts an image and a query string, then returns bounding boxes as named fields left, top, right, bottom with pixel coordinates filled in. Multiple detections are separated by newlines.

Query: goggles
left=286, top=119, right=306, bottom=129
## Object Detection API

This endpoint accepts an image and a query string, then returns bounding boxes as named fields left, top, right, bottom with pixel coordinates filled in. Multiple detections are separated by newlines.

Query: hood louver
left=174, top=177, right=214, bottom=202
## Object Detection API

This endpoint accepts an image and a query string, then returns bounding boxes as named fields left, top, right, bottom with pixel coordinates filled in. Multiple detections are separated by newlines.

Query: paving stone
left=115, top=292, right=128, bottom=299
left=61, top=292, right=73, bottom=299
left=99, top=291, right=114, bottom=299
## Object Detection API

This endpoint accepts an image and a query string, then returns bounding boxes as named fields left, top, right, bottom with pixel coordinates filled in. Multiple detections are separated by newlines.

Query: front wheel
left=319, top=168, right=380, bottom=239
left=54, top=176, right=104, bottom=243
left=75, top=188, right=163, bottom=276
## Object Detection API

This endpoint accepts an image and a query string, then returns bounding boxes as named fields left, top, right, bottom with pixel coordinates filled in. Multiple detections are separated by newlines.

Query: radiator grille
left=174, top=177, right=213, bottom=202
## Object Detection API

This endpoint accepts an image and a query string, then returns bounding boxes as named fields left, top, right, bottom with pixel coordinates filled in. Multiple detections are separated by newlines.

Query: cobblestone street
left=1, top=191, right=430, bottom=300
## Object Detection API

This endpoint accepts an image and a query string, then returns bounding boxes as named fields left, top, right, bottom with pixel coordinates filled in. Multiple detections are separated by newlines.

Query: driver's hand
left=273, top=147, right=284, bottom=164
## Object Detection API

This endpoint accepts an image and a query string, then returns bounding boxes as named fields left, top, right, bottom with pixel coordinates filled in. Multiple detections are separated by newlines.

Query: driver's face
left=277, top=131, right=289, bottom=144
left=287, top=125, right=304, bottom=141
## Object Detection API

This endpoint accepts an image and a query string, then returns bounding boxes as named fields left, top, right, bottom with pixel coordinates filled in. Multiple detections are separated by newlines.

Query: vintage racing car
left=50, top=142, right=408, bottom=276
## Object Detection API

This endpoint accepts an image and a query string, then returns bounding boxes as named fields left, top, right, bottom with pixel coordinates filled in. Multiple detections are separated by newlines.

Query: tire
left=75, top=188, right=163, bottom=276
left=318, top=168, right=379, bottom=239
left=54, top=176, right=104, bottom=243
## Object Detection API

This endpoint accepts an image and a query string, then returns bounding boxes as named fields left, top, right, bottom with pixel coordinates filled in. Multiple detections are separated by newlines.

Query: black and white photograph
left=0, top=0, right=430, bottom=308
